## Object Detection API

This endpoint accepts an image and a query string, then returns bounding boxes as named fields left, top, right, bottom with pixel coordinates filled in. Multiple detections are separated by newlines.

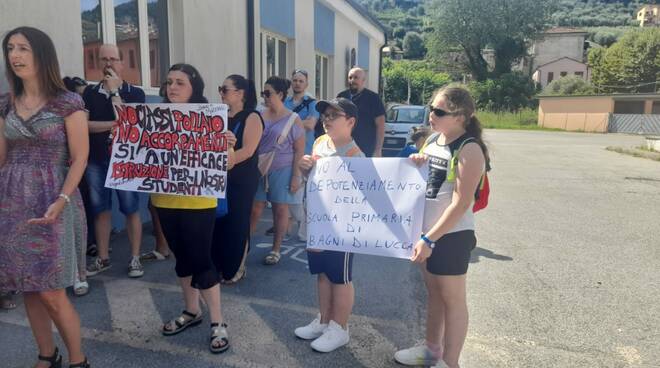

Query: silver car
left=383, top=104, right=430, bottom=156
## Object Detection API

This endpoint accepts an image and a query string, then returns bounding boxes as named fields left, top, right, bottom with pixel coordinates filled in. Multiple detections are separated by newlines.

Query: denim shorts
left=84, top=161, right=140, bottom=216
left=254, top=166, right=303, bottom=205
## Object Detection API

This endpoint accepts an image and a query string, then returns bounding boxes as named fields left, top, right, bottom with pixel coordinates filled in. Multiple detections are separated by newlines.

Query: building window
left=315, top=54, right=329, bottom=100
left=79, top=0, right=169, bottom=90
left=147, top=0, right=169, bottom=88
left=115, top=0, right=141, bottom=85
left=262, top=32, right=288, bottom=80
left=575, top=71, right=584, bottom=78
left=547, top=72, right=554, bottom=84
left=560, top=71, right=568, bottom=77
left=81, top=0, right=103, bottom=81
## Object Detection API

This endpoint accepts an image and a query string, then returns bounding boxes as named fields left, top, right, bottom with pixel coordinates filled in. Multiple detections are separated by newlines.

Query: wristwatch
left=109, top=90, right=120, bottom=98
left=421, top=234, right=435, bottom=249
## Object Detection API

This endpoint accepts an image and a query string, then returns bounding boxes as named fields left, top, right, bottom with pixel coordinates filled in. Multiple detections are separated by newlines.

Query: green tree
left=426, top=0, right=556, bottom=81
left=403, top=32, right=426, bottom=59
left=382, top=58, right=452, bottom=105
left=468, top=72, right=537, bottom=111
left=589, top=28, right=660, bottom=93
left=541, top=76, right=596, bottom=96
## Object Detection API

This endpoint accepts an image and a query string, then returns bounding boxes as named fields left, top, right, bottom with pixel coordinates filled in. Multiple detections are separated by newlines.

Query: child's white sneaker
left=310, top=320, right=349, bottom=353
left=294, top=314, right=327, bottom=340
left=394, top=345, right=438, bottom=366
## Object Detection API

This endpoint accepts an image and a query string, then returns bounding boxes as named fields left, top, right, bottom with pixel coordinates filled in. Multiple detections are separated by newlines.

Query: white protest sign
left=104, top=103, right=229, bottom=198
left=306, top=157, right=428, bottom=259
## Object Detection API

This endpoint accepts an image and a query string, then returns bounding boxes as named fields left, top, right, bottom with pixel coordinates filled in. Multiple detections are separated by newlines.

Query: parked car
left=383, top=104, right=429, bottom=156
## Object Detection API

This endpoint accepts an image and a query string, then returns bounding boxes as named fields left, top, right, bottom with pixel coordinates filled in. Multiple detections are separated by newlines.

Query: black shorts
left=426, top=230, right=476, bottom=276
left=308, top=250, right=354, bottom=284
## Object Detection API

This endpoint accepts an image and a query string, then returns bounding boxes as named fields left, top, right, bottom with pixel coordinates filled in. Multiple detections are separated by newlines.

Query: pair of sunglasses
left=218, top=85, right=238, bottom=94
left=261, top=90, right=273, bottom=98
left=429, top=106, right=454, bottom=117
left=293, top=69, right=308, bottom=77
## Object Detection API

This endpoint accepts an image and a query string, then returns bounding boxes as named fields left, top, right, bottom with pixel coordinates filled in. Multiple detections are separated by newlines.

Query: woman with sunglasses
left=249, top=76, right=305, bottom=265
left=213, top=75, right=264, bottom=284
left=394, top=86, right=489, bottom=368
left=153, top=63, right=236, bottom=354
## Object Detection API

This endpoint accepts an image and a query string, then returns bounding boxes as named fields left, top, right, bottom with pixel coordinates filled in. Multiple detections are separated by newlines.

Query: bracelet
left=58, top=193, right=70, bottom=204
left=421, top=234, right=435, bottom=249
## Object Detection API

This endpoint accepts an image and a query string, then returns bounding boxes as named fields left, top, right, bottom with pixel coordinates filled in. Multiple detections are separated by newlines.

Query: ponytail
left=466, top=115, right=490, bottom=168
left=227, top=74, right=257, bottom=110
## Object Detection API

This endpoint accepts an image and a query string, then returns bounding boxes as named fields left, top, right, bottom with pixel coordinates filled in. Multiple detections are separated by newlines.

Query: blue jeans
left=84, top=161, right=140, bottom=216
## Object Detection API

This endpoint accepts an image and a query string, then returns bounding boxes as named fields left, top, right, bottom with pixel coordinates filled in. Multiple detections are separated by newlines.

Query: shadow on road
left=470, top=246, right=513, bottom=263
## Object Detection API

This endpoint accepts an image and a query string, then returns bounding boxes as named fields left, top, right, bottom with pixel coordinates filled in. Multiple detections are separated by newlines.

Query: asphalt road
left=1, top=130, right=659, bottom=368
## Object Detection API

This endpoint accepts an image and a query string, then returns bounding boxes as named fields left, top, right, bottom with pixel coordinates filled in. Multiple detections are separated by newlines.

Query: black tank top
left=228, top=109, right=264, bottom=184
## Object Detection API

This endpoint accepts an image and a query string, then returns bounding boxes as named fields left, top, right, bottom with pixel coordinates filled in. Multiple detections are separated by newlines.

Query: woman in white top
left=395, top=86, right=489, bottom=368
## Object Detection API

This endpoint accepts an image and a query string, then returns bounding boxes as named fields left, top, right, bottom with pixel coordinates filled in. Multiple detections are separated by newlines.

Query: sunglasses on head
left=261, top=90, right=273, bottom=98
left=292, top=69, right=308, bottom=77
left=429, top=106, right=454, bottom=117
left=218, top=85, right=238, bottom=94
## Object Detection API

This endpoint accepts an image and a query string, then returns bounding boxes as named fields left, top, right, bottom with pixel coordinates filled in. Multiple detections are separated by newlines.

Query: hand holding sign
left=306, top=157, right=428, bottom=259
left=105, top=103, right=230, bottom=198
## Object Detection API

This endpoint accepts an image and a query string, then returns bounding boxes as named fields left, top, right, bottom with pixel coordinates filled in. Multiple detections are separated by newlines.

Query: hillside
left=357, top=0, right=659, bottom=49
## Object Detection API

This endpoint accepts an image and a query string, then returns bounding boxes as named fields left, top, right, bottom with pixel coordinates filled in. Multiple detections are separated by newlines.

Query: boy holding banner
left=296, top=98, right=364, bottom=353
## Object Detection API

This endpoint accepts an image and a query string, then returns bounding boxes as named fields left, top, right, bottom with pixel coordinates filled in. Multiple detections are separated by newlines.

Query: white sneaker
left=294, top=314, right=328, bottom=340
left=128, top=256, right=144, bottom=278
left=394, top=345, right=438, bottom=366
left=310, top=320, right=349, bottom=353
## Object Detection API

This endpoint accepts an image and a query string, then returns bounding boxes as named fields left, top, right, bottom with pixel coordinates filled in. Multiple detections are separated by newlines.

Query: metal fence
left=608, top=114, right=660, bottom=135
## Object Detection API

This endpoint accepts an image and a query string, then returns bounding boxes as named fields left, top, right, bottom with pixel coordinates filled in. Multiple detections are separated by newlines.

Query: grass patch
left=606, top=146, right=660, bottom=162
left=477, top=109, right=557, bottom=131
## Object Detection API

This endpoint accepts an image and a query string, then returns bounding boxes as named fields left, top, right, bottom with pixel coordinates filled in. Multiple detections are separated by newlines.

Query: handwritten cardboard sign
left=104, top=103, right=229, bottom=198
left=306, top=157, right=428, bottom=259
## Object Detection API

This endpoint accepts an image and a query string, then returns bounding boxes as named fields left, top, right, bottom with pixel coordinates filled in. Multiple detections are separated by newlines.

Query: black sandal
left=209, top=322, right=230, bottom=354
left=37, top=347, right=62, bottom=368
left=69, top=357, right=90, bottom=368
left=162, top=310, right=203, bottom=336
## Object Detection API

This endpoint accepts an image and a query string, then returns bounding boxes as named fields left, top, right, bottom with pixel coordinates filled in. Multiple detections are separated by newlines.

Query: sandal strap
left=173, top=310, right=200, bottom=328
left=69, top=358, right=90, bottom=368
left=210, top=323, right=229, bottom=341
left=38, top=347, right=59, bottom=363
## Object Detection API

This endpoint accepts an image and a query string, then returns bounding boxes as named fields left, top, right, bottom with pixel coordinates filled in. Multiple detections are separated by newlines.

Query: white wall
left=171, top=0, right=249, bottom=103
left=533, top=33, right=586, bottom=71
left=294, top=0, right=316, bottom=91
left=0, top=0, right=83, bottom=94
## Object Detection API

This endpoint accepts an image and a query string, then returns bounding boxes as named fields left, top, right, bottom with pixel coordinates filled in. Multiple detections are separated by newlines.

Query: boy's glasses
left=322, top=112, right=346, bottom=121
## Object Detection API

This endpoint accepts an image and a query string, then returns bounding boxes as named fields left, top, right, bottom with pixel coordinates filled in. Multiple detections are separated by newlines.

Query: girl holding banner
left=152, top=63, right=236, bottom=354
left=213, top=74, right=264, bottom=284
left=395, top=86, right=489, bottom=368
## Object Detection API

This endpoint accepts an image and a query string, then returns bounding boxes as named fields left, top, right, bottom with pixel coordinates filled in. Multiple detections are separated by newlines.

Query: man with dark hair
left=337, top=67, right=385, bottom=157
left=83, top=44, right=146, bottom=278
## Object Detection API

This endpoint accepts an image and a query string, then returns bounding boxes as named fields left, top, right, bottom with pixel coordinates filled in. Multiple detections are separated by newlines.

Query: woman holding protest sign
left=212, top=74, right=263, bottom=284
left=0, top=27, right=90, bottom=367
left=249, top=76, right=305, bottom=265
left=394, top=86, right=489, bottom=368
left=153, top=63, right=237, bottom=354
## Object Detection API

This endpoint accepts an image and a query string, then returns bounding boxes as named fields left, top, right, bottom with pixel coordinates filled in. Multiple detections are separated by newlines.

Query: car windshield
left=388, top=107, right=426, bottom=124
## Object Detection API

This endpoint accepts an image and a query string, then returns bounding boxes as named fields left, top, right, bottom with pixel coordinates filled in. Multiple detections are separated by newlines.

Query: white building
left=0, top=0, right=386, bottom=101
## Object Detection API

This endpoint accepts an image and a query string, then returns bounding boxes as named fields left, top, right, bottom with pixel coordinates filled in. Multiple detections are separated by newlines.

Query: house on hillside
left=528, top=28, right=590, bottom=88
left=637, top=5, right=660, bottom=27
left=532, top=57, right=590, bottom=89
